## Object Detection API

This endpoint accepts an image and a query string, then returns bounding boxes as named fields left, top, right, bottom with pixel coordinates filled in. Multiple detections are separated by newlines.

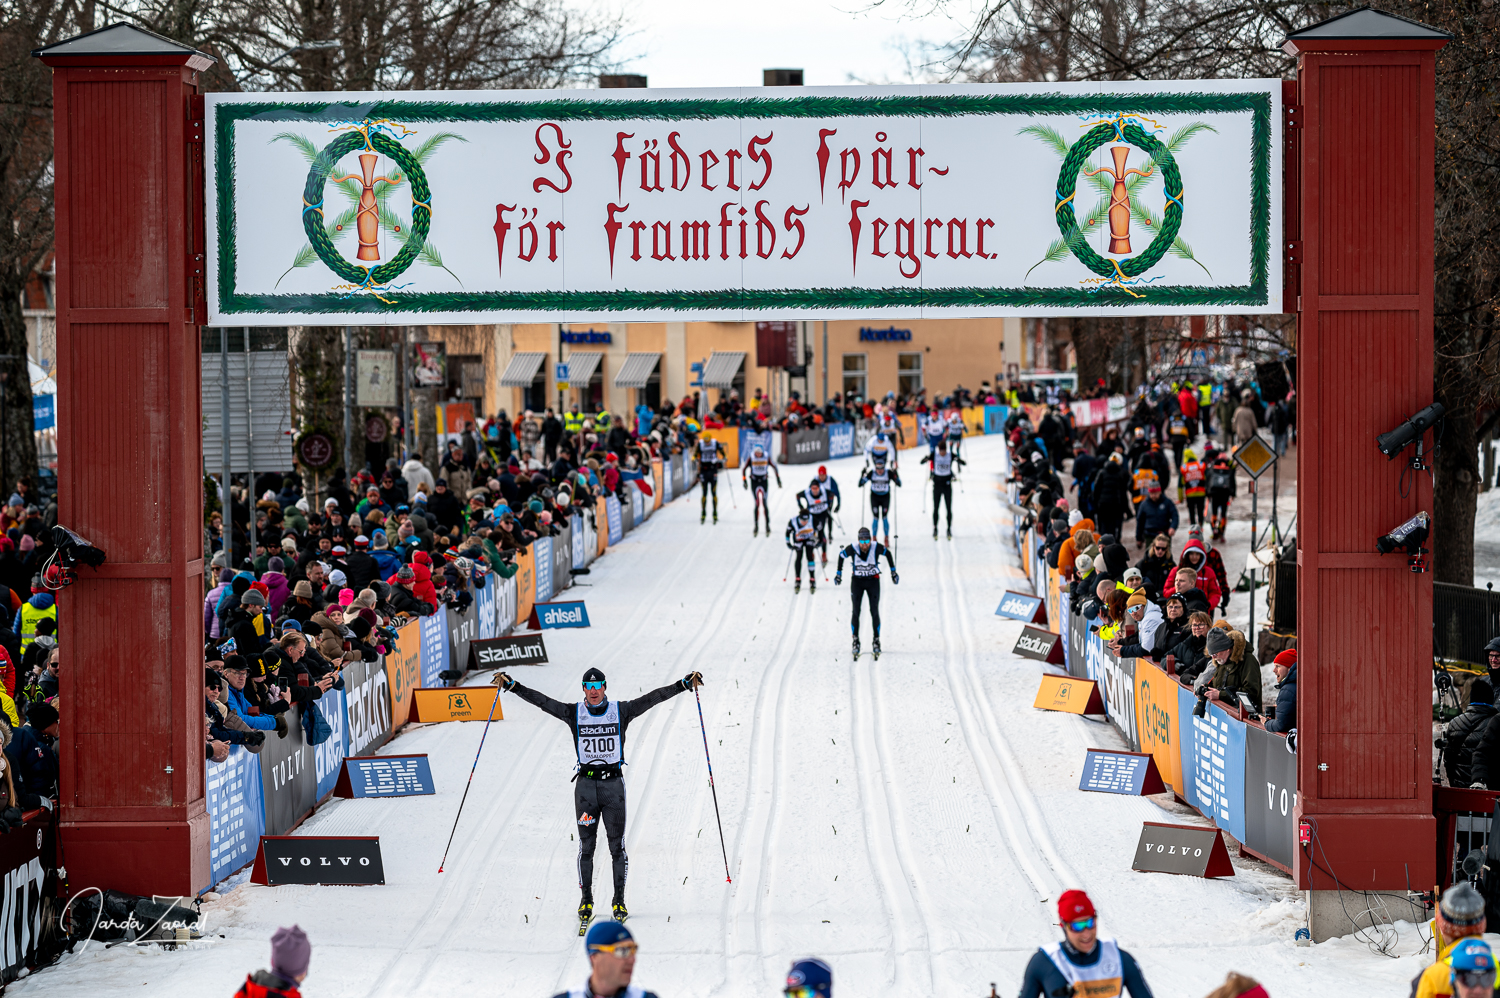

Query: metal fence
left=1435, top=582, right=1500, bottom=668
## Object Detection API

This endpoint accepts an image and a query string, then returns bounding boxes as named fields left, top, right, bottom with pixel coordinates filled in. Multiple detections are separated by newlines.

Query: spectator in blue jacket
left=220, top=656, right=281, bottom=734
left=1264, top=649, right=1298, bottom=733
left=1133, top=483, right=1179, bottom=548
left=6, top=701, right=58, bottom=805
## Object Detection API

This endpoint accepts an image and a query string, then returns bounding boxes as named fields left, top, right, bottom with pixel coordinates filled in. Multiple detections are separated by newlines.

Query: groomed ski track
left=16, top=435, right=1426, bottom=997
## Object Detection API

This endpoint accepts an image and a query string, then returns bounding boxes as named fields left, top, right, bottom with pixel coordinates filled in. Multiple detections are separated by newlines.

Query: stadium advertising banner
left=207, top=81, right=1280, bottom=324
left=1133, top=659, right=1184, bottom=795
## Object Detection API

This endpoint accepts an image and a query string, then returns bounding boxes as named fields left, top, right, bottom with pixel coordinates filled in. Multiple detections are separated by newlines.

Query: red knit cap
left=1274, top=649, right=1297, bottom=668
left=1058, top=889, right=1095, bottom=923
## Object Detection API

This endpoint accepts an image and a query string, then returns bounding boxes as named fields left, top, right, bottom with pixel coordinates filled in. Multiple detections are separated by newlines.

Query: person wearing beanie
left=493, top=665, right=705, bottom=928
left=261, top=557, right=291, bottom=618
left=1264, top=649, right=1299, bottom=735
left=1111, top=589, right=1165, bottom=661
left=557, top=921, right=660, bottom=998
left=14, top=581, right=55, bottom=655
left=342, top=534, right=379, bottom=593
left=1412, top=884, right=1488, bottom=998
left=1200, top=972, right=1268, bottom=998
left=235, top=925, right=311, bottom=998
left=6, top=699, right=58, bottom=807
left=1020, top=889, right=1154, bottom=997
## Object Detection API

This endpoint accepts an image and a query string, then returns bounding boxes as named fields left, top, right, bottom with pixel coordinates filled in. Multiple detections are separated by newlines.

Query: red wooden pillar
left=1285, top=9, right=1450, bottom=938
left=36, top=24, right=212, bottom=896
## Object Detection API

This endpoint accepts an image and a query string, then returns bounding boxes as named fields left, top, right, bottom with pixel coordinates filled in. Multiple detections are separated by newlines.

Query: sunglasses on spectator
left=1065, top=917, right=1096, bottom=932
left=583, top=681, right=606, bottom=690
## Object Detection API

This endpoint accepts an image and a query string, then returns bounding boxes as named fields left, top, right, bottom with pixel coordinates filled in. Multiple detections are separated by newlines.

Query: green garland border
left=215, top=90, right=1272, bottom=315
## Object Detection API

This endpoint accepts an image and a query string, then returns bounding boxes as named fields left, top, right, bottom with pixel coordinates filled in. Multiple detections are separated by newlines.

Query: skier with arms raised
left=493, top=666, right=705, bottom=932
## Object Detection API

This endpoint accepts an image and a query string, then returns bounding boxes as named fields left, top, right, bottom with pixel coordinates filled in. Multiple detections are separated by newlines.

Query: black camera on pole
left=1376, top=511, right=1430, bottom=572
left=1376, top=402, right=1445, bottom=460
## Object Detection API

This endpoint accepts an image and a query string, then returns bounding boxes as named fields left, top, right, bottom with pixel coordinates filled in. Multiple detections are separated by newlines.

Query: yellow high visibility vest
left=19, top=602, right=56, bottom=652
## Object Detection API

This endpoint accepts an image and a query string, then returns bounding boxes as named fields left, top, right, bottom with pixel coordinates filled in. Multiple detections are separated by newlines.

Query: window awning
left=702, top=351, right=746, bottom=389
left=614, top=352, right=662, bottom=388
left=498, top=351, right=547, bottom=387
left=565, top=351, right=604, bottom=385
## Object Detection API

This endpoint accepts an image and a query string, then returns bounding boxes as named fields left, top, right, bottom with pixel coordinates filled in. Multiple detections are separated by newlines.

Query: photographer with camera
left=1442, top=678, right=1495, bottom=787
left=1196, top=627, right=1262, bottom=716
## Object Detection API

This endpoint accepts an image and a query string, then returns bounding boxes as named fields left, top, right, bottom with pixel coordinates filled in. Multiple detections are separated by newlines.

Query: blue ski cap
left=785, top=957, right=832, bottom=997
left=585, top=920, right=633, bottom=952
left=1452, top=938, right=1495, bottom=972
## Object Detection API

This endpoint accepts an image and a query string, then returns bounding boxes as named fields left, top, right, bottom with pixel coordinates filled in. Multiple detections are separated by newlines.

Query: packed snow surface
left=18, top=436, right=1442, bottom=997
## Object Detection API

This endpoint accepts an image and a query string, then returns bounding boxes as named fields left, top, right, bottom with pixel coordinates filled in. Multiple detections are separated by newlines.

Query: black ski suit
left=505, top=678, right=689, bottom=902
left=836, top=541, right=897, bottom=638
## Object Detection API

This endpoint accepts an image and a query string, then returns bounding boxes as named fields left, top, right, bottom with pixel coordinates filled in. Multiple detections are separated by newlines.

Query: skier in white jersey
left=859, top=431, right=902, bottom=546
left=1019, top=890, right=1155, bottom=998
left=495, top=666, right=704, bottom=931
left=834, top=526, right=898, bottom=659
left=797, top=479, right=833, bottom=565
left=741, top=444, right=782, bottom=536
left=922, top=410, right=946, bottom=456
left=920, top=437, right=966, bottom=539
left=554, top=921, right=660, bottom=998
left=945, top=407, right=966, bottom=457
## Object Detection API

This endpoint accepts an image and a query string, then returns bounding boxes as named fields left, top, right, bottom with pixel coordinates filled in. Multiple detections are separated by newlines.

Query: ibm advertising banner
left=207, top=82, right=1279, bottom=324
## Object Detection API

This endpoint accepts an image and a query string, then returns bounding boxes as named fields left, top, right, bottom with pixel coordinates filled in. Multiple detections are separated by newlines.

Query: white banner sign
left=207, top=80, right=1280, bottom=324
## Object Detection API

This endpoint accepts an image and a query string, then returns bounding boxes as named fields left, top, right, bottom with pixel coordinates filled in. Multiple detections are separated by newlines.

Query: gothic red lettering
left=667, top=132, right=691, bottom=191
left=946, top=219, right=971, bottom=259
left=518, top=209, right=539, bottom=261
left=871, top=218, right=889, bottom=258
left=629, top=220, right=647, bottom=260
left=753, top=200, right=776, bottom=259
left=547, top=221, right=565, bottom=261
left=532, top=123, right=573, bottom=193
left=839, top=148, right=861, bottom=203
left=781, top=205, right=808, bottom=259
left=605, top=203, right=628, bottom=276
left=651, top=221, right=675, bottom=260
left=923, top=217, right=943, bottom=259
left=726, top=148, right=743, bottom=191
left=682, top=220, right=711, bottom=260
left=816, top=128, right=837, bottom=202
left=700, top=149, right=721, bottom=190
left=493, top=203, right=516, bottom=277
left=747, top=133, right=774, bottom=191
left=718, top=202, right=736, bottom=260
left=894, top=218, right=920, bottom=278
left=976, top=218, right=996, bottom=259
left=612, top=133, right=633, bottom=199
left=848, top=200, right=870, bottom=273
left=639, top=139, right=664, bottom=192
left=871, top=133, right=896, bottom=189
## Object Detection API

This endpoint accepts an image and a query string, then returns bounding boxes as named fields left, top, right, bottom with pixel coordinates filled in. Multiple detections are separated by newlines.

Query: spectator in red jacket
left=235, top=925, right=310, bottom=998
left=1165, top=537, right=1223, bottom=610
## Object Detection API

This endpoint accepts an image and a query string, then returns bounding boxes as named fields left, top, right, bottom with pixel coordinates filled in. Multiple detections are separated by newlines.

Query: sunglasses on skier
left=1457, top=970, right=1496, bottom=990
left=583, top=681, right=606, bottom=690
left=589, top=941, right=638, bottom=959
left=1065, top=917, right=1096, bottom=932
left=784, top=988, right=822, bottom=998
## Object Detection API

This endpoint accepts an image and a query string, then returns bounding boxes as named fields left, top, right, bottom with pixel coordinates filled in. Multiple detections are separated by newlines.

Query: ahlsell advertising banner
left=207, top=82, right=1279, bottom=324
left=313, top=688, right=351, bottom=801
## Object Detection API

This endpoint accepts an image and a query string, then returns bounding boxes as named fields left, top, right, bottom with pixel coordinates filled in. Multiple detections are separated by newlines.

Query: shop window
left=842, top=353, right=867, bottom=401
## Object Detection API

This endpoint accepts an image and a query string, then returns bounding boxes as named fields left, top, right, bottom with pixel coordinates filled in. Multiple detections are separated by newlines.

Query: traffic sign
left=555, top=362, right=570, bottom=390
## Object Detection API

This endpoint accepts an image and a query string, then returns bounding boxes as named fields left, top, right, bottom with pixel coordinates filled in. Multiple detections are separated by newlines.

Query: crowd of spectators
left=203, top=409, right=676, bottom=764
left=1009, top=374, right=1297, bottom=734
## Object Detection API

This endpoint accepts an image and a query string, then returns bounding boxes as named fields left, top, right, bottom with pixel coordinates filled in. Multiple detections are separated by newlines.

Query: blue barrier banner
left=206, top=745, right=264, bottom=887
left=419, top=613, right=450, bottom=686
left=572, top=520, right=587, bottom=568
left=314, top=687, right=350, bottom=801
left=534, top=536, right=554, bottom=602
left=631, top=483, right=645, bottom=522
left=984, top=405, right=1009, bottom=434
left=606, top=496, right=623, bottom=545
left=739, top=429, right=772, bottom=462
left=32, top=395, right=54, bottom=431
left=537, top=600, right=590, bottom=628
left=827, top=423, right=854, bottom=458
left=475, top=578, right=498, bottom=640
left=1177, top=688, right=1248, bottom=842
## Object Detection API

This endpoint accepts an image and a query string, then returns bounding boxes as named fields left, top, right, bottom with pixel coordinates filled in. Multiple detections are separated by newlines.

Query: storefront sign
left=858, top=326, right=912, bottom=342
left=209, top=81, right=1278, bottom=323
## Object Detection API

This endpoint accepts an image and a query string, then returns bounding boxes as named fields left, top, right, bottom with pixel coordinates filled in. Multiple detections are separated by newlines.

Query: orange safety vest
left=1131, top=468, right=1160, bottom=505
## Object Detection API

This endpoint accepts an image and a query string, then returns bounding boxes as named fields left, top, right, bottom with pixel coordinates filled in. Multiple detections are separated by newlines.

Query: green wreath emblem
left=301, top=130, right=432, bottom=285
left=1054, top=121, right=1183, bottom=279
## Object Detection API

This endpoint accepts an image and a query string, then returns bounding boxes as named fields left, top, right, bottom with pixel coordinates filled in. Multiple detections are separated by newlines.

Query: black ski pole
left=438, top=683, right=502, bottom=873
left=694, top=685, right=732, bottom=883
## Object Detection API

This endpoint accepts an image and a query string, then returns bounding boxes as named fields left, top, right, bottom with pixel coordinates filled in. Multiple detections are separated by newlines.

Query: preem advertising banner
left=207, top=81, right=1280, bottom=324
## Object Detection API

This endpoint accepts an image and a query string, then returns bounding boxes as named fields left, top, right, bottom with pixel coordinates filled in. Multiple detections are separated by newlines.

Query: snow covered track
left=17, top=436, right=1428, bottom=998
